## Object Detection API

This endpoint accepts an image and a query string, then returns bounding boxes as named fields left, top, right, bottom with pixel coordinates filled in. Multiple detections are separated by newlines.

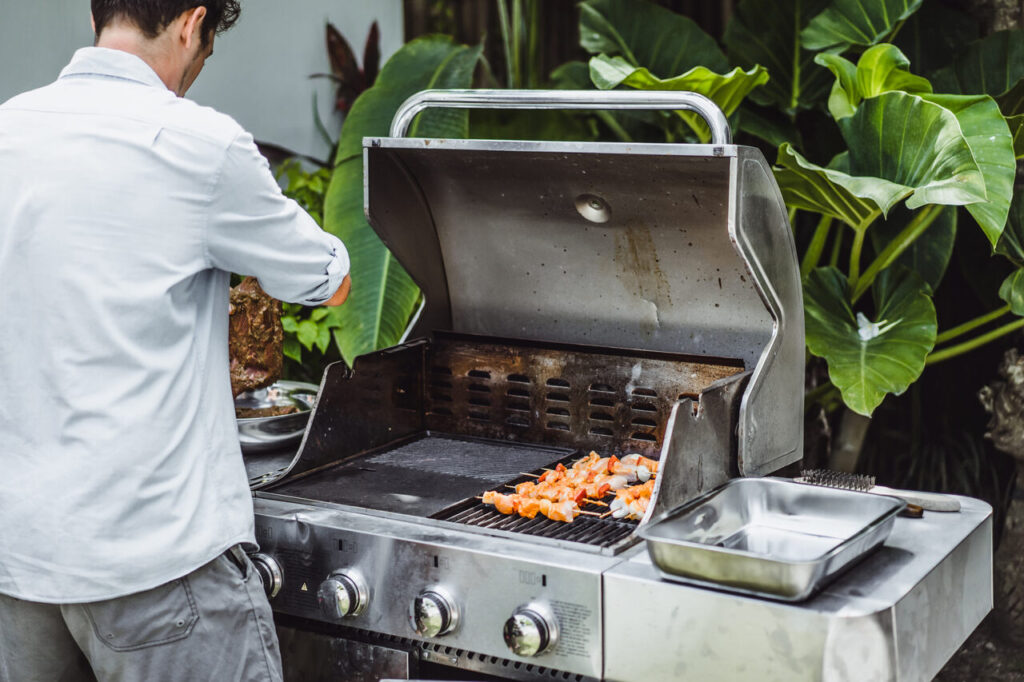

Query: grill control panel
left=253, top=497, right=610, bottom=680
left=317, top=569, right=369, bottom=620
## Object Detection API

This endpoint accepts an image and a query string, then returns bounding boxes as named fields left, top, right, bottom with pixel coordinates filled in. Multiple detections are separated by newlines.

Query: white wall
left=0, top=1, right=404, bottom=161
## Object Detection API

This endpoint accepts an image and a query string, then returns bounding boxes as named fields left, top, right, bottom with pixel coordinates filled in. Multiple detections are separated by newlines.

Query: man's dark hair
left=92, top=1, right=241, bottom=46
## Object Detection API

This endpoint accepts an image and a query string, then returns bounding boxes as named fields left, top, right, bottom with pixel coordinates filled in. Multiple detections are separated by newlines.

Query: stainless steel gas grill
left=249, top=91, right=992, bottom=682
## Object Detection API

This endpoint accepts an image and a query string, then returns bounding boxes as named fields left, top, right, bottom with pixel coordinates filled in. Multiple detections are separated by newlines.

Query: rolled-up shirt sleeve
left=205, top=131, right=349, bottom=305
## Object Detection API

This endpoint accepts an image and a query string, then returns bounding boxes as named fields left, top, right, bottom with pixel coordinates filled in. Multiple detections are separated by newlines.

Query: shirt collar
left=59, top=47, right=169, bottom=91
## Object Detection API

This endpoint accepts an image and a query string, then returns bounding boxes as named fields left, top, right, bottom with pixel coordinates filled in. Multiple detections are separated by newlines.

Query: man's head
left=91, top=1, right=241, bottom=96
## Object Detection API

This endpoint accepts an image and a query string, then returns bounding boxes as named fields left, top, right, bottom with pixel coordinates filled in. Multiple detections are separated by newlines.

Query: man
left=0, top=2, right=351, bottom=680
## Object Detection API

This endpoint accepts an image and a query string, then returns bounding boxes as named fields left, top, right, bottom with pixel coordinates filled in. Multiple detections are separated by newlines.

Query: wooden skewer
left=520, top=472, right=540, bottom=478
left=579, top=510, right=602, bottom=517
left=600, top=510, right=615, bottom=519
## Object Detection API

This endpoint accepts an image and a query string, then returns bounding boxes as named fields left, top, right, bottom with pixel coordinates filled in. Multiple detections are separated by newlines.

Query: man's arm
left=205, top=132, right=349, bottom=306
left=324, top=274, right=351, bottom=307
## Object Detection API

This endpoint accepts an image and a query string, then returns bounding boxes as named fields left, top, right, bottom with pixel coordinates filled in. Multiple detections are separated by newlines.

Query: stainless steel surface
left=249, top=552, right=283, bottom=599
left=410, top=587, right=459, bottom=638
left=364, top=138, right=803, bottom=476
left=640, top=478, right=905, bottom=601
left=236, top=380, right=317, bottom=454
left=503, top=602, right=558, bottom=658
left=604, top=495, right=993, bottom=682
left=253, top=495, right=609, bottom=680
left=389, top=89, right=732, bottom=144
left=277, top=625, right=418, bottom=682
left=318, top=569, right=369, bottom=620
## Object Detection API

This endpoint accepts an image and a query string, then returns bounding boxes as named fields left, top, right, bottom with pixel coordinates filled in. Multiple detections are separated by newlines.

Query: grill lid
left=363, top=90, right=803, bottom=476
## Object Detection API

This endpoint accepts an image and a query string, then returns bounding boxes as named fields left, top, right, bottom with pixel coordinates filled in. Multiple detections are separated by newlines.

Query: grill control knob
left=317, top=569, right=369, bottom=620
left=248, top=553, right=283, bottom=599
left=410, top=587, right=459, bottom=637
left=503, top=604, right=558, bottom=657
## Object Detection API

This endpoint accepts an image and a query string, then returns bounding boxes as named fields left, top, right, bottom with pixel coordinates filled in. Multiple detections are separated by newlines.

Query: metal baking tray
left=639, top=477, right=905, bottom=601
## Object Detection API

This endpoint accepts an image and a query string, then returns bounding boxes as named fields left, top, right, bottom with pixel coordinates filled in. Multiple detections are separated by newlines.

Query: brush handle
left=871, top=485, right=961, bottom=512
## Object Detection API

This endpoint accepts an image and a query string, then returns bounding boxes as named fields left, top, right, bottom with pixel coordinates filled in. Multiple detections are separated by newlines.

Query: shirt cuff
left=296, top=236, right=349, bottom=306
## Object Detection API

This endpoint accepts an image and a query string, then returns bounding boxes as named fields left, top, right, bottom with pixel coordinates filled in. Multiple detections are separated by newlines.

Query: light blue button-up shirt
left=0, top=47, right=349, bottom=602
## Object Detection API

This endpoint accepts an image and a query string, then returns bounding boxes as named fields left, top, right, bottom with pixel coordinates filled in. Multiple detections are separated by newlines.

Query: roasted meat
left=228, top=277, right=283, bottom=397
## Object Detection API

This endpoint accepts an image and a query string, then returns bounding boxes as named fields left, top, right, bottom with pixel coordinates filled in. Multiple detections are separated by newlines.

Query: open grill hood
left=362, top=94, right=803, bottom=476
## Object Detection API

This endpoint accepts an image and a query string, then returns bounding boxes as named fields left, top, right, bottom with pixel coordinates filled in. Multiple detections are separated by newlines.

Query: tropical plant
left=321, top=35, right=483, bottom=367
left=274, top=160, right=342, bottom=374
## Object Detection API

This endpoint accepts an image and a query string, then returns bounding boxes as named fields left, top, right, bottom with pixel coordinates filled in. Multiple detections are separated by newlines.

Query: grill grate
left=432, top=458, right=640, bottom=548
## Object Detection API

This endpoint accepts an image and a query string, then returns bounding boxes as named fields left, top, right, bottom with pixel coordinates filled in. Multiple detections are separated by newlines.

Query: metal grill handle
left=388, top=89, right=732, bottom=145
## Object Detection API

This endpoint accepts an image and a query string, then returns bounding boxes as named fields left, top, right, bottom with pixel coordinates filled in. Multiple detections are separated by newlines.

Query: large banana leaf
left=870, top=205, right=957, bottom=293
left=323, top=37, right=482, bottom=366
left=801, top=0, right=924, bottom=52
left=588, top=55, right=768, bottom=142
left=804, top=266, right=936, bottom=416
left=723, top=0, right=831, bottom=113
left=579, top=0, right=728, bottom=76
left=815, top=44, right=931, bottom=120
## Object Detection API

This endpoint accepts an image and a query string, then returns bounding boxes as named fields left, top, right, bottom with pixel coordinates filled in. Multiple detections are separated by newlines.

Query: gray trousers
left=0, top=547, right=283, bottom=682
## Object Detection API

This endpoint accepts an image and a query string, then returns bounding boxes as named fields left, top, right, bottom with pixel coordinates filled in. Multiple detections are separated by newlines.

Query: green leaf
left=323, top=36, right=482, bottom=366
left=296, top=320, right=318, bottom=351
left=1000, top=269, right=1024, bottom=316
left=838, top=92, right=988, bottom=214
left=283, top=337, right=302, bottom=364
left=736, top=103, right=803, bottom=147
left=870, top=205, right=957, bottom=293
left=310, top=307, right=330, bottom=322
left=801, top=0, right=924, bottom=52
left=996, top=191, right=1024, bottom=267
left=588, top=55, right=769, bottom=142
left=579, top=0, right=728, bottom=75
left=724, top=0, right=832, bottom=112
left=892, top=2, right=978, bottom=76
left=918, top=93, right=1014, bottom=246
left=774, top=144, right=881, bottom=230
left=804, top=266, right=936, bottom=415
left=1008, top=114, right=1024, bottom=159
left=815, top=44, right=932, bottom=120
left=315, top=324, right=332, bottom=354
left=931, top=30, right=1024, bottom=107
left=281, top=316, right=299, bottom=333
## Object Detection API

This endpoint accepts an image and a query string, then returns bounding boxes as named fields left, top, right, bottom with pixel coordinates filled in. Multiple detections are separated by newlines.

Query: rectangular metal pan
left=638, top=477, right=905, bottom=601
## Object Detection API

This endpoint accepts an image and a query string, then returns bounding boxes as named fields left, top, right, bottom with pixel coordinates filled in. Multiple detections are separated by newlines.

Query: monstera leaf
left=801, top=0, right=924, bottom=52
left=589, top=55, right=769, bottom=141
left=805, top=266, right=936, bottom=416
left=323, top=36, right=482, bottom=366
left=815, top=44, right=932, bottom=120
left=579, top=0, right=728, bottom=75
left=724, top=0, right=831, bottom=112
left=870, top=206, right=957, bottom=293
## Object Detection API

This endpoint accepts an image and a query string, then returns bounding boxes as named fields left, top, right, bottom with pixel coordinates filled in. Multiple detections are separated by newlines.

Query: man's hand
left=324, top=274, right=351, bottom=307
